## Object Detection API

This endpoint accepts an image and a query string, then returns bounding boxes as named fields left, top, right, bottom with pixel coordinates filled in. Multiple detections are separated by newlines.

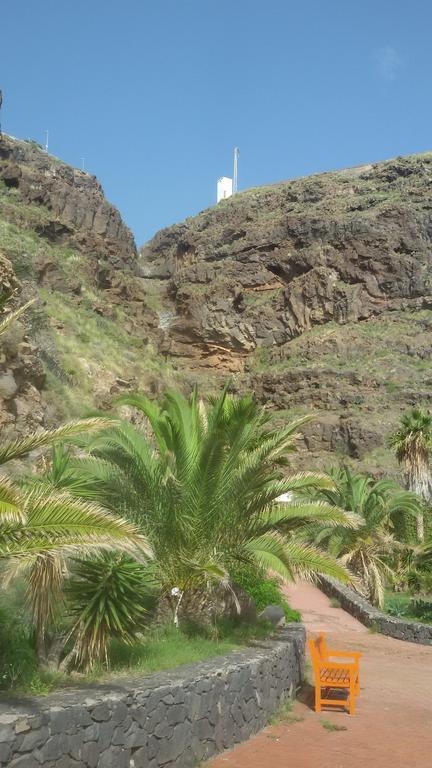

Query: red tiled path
left=208, top=581, right=432, bottom=768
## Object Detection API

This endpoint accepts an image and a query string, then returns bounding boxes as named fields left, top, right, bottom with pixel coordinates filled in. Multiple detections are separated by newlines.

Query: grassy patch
left=384, top=591, right=432, bottom=624
left=329, top=598, right=341, bottom=609
left=250, top=310, right=432, bottom=379
left=229, top=564, right=301, bottom=622
left=243, top=288, right=283, bottom=308
left=321, top=719, right=347, bottom=732
left=0, top=614, right=273, bottom=696
left=37, top=289, right=171, bottom=420
left=103, top=625, right=245, bottom=679
left=268, top=697, right=303, bottom=726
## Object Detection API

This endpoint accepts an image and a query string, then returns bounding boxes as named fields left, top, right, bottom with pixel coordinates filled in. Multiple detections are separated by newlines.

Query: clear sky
left=1, top=0, right=431, bottom=245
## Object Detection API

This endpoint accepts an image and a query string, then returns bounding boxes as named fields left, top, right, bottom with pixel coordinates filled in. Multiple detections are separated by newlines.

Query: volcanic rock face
left=1, top=136, right=432, bottom=472
left=0, top=135, right=163, bottom=436
left=141, top=154, right=432, bottom=470
left=0, top=137, right=135, bottom=261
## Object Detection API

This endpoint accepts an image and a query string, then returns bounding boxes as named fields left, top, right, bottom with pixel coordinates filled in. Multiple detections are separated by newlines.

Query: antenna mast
left=233, top=147, right=239, bottom=193
left=45, top=130, right=49, bottom=153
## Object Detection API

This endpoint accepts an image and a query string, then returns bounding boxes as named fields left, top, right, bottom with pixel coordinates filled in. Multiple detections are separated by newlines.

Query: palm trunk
left=415, top=509, right=424, bottom=543
left=406, top=463, right=430, bottom=543
left=36, top=632, right=67, bottom=671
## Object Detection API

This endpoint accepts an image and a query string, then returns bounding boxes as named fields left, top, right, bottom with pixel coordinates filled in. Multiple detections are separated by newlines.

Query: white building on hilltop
left=217, top=176, right=233, bottom=203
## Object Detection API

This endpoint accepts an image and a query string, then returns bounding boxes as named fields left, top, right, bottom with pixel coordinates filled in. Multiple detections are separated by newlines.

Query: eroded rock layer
left=141, top=154, right=432, bottom=470
left=0, top=135, right=165, bottom=437
left=1, top=135, right=431, bottom=472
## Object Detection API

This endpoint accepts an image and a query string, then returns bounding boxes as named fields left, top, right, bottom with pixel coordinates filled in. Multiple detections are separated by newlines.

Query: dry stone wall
left=319, top=577, right=432, bottom=645
left=0, top=625, right=305, bottom=768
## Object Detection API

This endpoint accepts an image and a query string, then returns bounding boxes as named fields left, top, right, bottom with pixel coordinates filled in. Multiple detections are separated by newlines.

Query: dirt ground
left=208, top=581, right=432, bottom=768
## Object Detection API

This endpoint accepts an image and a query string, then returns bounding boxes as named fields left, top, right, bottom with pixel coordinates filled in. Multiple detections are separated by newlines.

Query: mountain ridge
left=140, top=150, right=432, bottom=471
left=1, top=135, right=431, bottom=474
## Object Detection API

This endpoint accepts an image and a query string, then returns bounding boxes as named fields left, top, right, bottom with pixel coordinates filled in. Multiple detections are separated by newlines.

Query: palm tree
left=0, top=302, right=152, bottom=664
left=0, top=422, right=153, bottom=663
left=388, top=408, right=432, bottom=541
left=69, top=389, right=358, bottom=610
left=302, top=466, right=422, bottom=607
left=65, top=553, right=158, bottom=671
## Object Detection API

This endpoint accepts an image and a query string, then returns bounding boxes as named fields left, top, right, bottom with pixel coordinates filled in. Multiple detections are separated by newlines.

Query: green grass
left=243, top=288, right=283, bottom=308
left=329, top=598, right=341, bottom=609
left=268, top=697, right=301, bottom=725
left=104, top=629, right=242, bottom=679
left=321, top=719, right=347, bottom=732
left=0, top=580, right=275, bottom=696
left=37, top=288, right=172, bottom=420
left=2, top=621, right=274, bottom=697
left=250, top=310, right=432, bottom=379
left=384, top=591, right=432, bottom=624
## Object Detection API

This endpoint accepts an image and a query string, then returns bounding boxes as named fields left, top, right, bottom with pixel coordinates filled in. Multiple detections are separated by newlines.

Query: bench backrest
left=308, top=632, right=329, bottom=675
left=316, top=632, right=329, bottom=660
left=308, top=635, right=322, bottom=674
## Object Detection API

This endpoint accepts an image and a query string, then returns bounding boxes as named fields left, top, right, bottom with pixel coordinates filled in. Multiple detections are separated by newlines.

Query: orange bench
left=309, top=633, right=362, bottom=715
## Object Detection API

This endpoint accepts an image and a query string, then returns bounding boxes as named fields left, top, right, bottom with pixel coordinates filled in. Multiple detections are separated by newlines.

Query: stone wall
left=0, top=625, right=305, bottom=768
left=319, top=576, right=432, bottom=645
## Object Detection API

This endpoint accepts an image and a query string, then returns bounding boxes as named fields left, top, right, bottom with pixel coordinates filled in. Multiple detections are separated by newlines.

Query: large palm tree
left=302, top=466, right=422, bottom=607
left=69, top=389, right=358, bottom=601
left=388, top=408, right=432, bottom=541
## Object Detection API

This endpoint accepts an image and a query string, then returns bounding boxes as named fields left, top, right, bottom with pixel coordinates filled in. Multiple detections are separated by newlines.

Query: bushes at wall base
left=230, top=565, right=301, bottom=623
left=0, top=606, right=38, bottom=691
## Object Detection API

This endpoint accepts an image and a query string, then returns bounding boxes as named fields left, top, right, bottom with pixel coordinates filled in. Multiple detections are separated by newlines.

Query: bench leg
left=349, top=679, right=356, bottom=715
left=315, top=685, right=322, bottom=712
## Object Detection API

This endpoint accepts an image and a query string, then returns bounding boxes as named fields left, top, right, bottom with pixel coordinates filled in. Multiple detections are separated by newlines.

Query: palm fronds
left=0, top=418, right=117, bottom=466
left=388, top=408, right=432, bottom=540
left=72, top=389, right=356, bottom=592
left=0, top=299, right=35, bottom=338
left=65, top=554, right=157, bottom=670
left=298, top=465, right=423, bottom=606
left=0, top=487, right=152, bottom=563
left=0, top=475, right=26, bottom=524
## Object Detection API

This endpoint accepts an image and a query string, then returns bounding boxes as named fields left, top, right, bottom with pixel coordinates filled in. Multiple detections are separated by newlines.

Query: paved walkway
left=209, top=581, right=432, bottom=768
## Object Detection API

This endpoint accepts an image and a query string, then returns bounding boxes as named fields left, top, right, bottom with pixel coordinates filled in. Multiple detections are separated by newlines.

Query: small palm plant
left=388, top=408, right=432, bottom=541
left=70, top=389, right=358, bottom=605
left=65, top=553, right=157, bottom=671
left=302, top=466, right=422, bottom=607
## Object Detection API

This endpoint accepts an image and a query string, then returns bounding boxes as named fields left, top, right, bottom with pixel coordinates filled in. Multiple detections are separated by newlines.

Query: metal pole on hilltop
left=233, top=147, right=239, bottom=193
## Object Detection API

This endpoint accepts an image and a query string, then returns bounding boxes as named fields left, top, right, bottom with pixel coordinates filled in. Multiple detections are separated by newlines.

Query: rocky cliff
left=1, top=136, right=431, bottom=473
left=0, top=135, right=169, bottom=439
left=141, top=154, right=432, bottom=471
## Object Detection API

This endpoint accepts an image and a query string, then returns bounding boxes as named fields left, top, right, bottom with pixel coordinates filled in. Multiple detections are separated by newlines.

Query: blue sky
left=1, top=0, right=431, bottom=245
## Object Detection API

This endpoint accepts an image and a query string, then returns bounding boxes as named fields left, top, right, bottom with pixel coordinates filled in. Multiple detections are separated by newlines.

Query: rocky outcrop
left=142, top=157, right=432, bottom=367
left=0, top=252, right=45, bottom=436
left=0, top=135, right=162, bottom=435
left=2, top=137, right=432, bottom=472
left=140, top=153, right=432, bottom=470
left=0, top=137, right=135, bottom=264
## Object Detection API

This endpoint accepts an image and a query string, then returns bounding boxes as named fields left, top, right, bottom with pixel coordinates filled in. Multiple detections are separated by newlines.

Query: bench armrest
left=327, top=649, right=362, bottom=660
left=319, top=661, right=356, bottom=671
